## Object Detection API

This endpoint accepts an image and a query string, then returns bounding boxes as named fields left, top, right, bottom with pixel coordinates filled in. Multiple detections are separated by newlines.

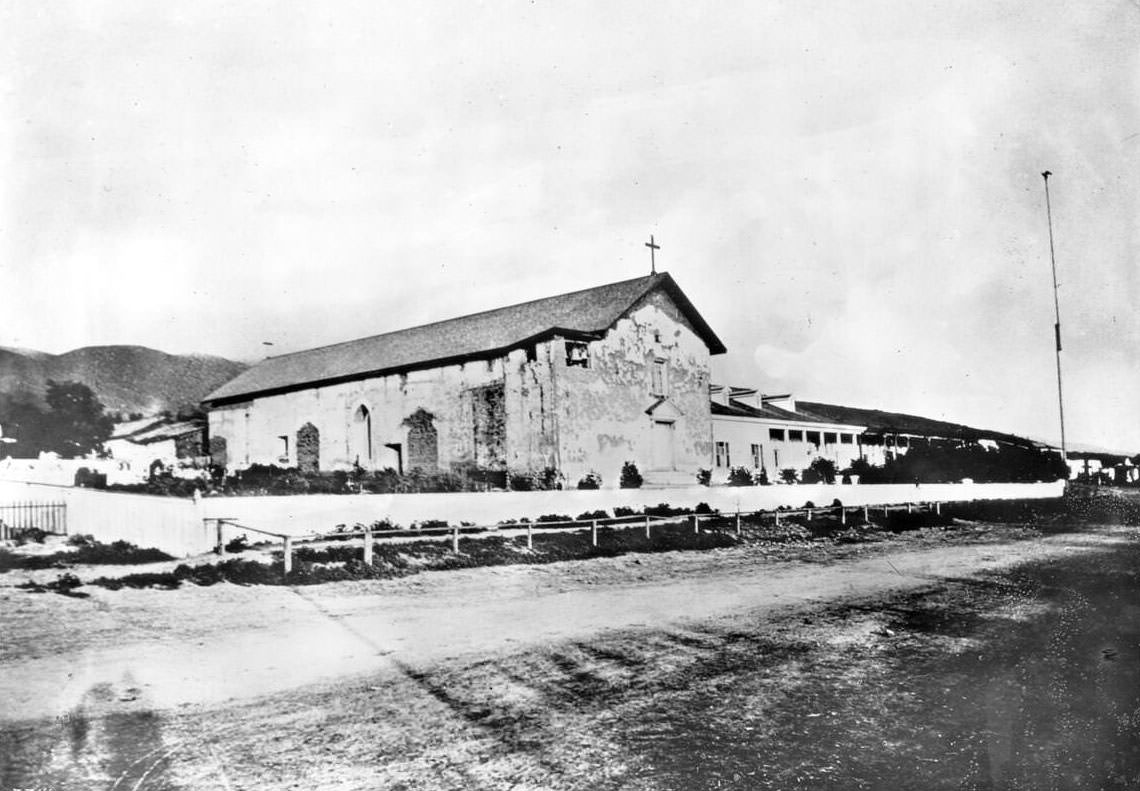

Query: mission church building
left=203, top=273, right=726, bottom=488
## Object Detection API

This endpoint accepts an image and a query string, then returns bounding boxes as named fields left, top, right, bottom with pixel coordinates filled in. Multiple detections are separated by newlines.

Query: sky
left=2, top=1, right=1138, bottom=451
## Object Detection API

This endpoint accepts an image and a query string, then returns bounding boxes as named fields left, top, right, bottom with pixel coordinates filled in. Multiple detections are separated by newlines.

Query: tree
left=0, top=388, right=49, bottom=458
left=41, top=380, right=115, bottom=458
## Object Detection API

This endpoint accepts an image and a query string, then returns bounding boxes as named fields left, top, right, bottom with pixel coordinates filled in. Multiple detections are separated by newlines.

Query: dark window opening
left=566, top=341, right=589, bottom=368
left=840, top=433, right=854, bottom=444
left=715, top=441, right=730, bottom=468
left=823, top=432, right=837, bottom=445
left=806, top=431, right=821, bottom=447
left=788, top=430, right=804, bottom=442
left=769, top=429, right=785, bottom=441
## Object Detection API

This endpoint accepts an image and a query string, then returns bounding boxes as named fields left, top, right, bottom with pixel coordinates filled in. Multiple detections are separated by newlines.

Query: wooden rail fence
left=207, top=499, right=947, bottom=574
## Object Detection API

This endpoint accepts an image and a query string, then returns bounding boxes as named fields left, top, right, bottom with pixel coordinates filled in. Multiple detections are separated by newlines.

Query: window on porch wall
left=751, top=444, right=761, bottom=468
left=715, top=441, right=730, bottom=468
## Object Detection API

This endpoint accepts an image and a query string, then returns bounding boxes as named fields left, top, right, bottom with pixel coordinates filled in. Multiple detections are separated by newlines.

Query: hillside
left=0, top=345, right=247, bottom=416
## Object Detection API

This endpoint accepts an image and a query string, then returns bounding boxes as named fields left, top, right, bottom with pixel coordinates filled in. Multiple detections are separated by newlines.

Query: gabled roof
left=205, top=272, right=725, bottom=405
left=110, top=417, right=205, bottom=445
left=712, top=399, right=865, bottom=428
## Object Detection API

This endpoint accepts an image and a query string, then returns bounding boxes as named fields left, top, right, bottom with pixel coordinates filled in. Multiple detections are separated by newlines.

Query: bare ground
left=2, top=520, right=1138, bottom=790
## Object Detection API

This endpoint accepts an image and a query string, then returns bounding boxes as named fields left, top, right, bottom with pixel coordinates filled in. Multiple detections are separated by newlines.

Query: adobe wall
left=554, top=291, right=713, bottom=488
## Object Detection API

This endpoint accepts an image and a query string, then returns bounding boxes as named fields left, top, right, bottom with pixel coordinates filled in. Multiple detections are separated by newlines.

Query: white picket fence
left=0, top=479, right=1066, bottom=558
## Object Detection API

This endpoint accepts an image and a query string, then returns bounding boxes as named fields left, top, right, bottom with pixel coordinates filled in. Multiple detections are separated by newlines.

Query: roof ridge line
left=261, top=272, right=665, bottom=363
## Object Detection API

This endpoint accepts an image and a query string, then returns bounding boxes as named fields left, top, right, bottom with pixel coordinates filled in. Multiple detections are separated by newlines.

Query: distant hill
left=0, top=345, right=248, bottom=417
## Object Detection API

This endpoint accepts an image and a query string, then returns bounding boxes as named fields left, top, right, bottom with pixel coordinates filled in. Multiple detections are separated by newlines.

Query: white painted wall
left=711, top=416, right=865, bottom=482
left=0, top=478, right=1065, bottom=557
left=0, top=480, right=208, bottom=557
left=200, top=481, right=1065, bottom=538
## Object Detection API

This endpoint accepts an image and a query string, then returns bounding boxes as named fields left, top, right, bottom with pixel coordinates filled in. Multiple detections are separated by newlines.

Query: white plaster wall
left=199, top=480, right=1066, bottom=537
left=712, top=416, right=865, bottom=481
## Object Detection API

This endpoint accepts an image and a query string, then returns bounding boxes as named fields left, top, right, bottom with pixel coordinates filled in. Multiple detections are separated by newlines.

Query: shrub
left=780, top=468, right=799, bottom=485
left=577, top=471, right=602, bottom=490
left=694, top=502, right=716, bottom=515
left=809, top=457, right=838, bottom=485
left=727, top=467, right=755, bottom=486
left=757, top=468, right=770, bottom=485
left=12, top=526, right=48, bottom=545
left=696, top=468, right=712, bottom=486
left=415, top=519, right=449, bottom=529
left=74, top=467, right=107, bottom=488
left=17, top=572, right=88, bottom=597
left=536, top=513, right=574, bottom=524
left=577, top=509, right=609, bottom=521
left=224, top=534, right=250, bottom=553
left=644, top=502, right=688, bottom=517
left=613, top=506, right=640, bottom=518
left=510, top=467, right=563, bottom=491
left=620, top=461, right=643, bottom=489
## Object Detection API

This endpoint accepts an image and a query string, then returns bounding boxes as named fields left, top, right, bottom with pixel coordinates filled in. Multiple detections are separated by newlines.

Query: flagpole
left=1042, top=170, right=1067, bottom=462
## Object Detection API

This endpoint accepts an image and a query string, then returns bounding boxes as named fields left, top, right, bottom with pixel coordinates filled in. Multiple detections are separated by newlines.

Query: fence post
left=693, top=514, right=700, bottom=534
left=527, top=523, right=533, bottom=550
left=907, top=502, right=913, bottom=514
left=775, top=510, right=781, bottom=526
left=841, top=507, right=847, bottom=525
left=807, top=507, right=813, bottom=520
left=644, top=514, right=651, bottom=539
left=591, top=520, right=598, bottom=547
left=735, top=510, right=742, bottom=536
left=936, top=501, right=941, bottom=516
left=215, top=519, right=225, bottom=554
left=452, top=526, right=459, bottom=553
left=863, top=505, right=869, bottom=522
left=283, top=536, right=293, bottom=574
left=363, top=525, right=373, bottom=565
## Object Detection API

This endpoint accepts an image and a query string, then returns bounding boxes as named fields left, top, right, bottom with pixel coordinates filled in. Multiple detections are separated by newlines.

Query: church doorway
left=650, top=420, right=676, bottom=470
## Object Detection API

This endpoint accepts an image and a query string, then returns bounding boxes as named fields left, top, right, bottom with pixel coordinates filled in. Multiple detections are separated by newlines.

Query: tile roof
left=796, top=401, right=1032, bottom=446
left=205, top=272, right=725, bottom=404
left=111, top=418, right=206, bottom=445
left=711, top=399, right=865, bottom=427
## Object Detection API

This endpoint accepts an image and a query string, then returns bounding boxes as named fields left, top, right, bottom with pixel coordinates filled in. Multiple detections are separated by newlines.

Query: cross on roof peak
left=645, top=234, right=660, bottom=274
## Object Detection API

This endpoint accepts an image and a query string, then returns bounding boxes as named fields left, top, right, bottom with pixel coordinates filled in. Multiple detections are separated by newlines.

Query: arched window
left=403, top=408, right=438, bottom=471
left=209, top=436, right=228, bottom=467
left=297, top=423, right=320, bottom=473
left=352, top=405, right=373, bottom=463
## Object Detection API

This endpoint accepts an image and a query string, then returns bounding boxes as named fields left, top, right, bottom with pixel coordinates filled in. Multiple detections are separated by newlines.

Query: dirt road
left=1, top=524, right=1128, bottom=723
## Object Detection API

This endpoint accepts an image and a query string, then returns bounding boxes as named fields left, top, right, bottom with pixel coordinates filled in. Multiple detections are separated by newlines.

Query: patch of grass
left=86, top=522, right=740, bottom=591
left=16, top=573, right=89, bottom=598
left=0, top=539, right=173, bottom=573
